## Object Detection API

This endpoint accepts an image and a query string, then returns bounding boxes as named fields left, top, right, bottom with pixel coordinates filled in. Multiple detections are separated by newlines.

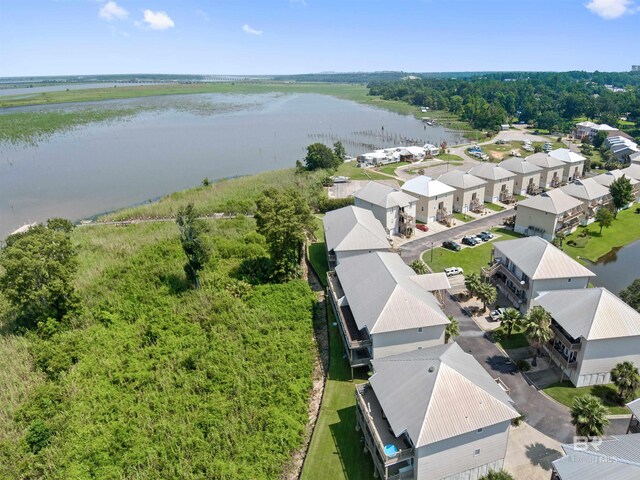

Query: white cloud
left=242, top=24, right=263, bottom=35
left=290, top=0, right=308, bottom=6
left=99, top=1, right=128, bottom=21
left=141, top=9, right=175, bottom=30
left=585, top=0, right=638, bottom=19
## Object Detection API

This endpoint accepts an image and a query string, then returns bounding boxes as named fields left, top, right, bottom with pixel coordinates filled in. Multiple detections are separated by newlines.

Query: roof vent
left=428, top=366, right=435, bottom=373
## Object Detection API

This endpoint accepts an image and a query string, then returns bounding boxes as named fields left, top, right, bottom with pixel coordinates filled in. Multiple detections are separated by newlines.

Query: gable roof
left=467, top=163, right=515, bottom=181
left=549, top=148, right=586, bottom=164
left=560, top=178, right=611, bottom=201
left=593, top=170, right=640, bottom=188
left=534, top=288, right=640, bottom=340
left=409, top=272, right=451, bottom=291
left=621, top=164, right=640, bottom=181
left=437, top=169, right=487, bottom=189
left=369, top=343, right=518, bottom=448
left=553, top=435, right=640, bottom=480
left=525, top=152, right=566, bottom=169
left=630, top=151, right=640, bottom=163
left=493, top=236, right=595, bottom=280
left=335, top=252, right=449, bottom=334
left=401, top=175, right=456, bottom=198
left=323, top=206, right=390, bottom=253
left=627, top=398, right=640, bottom=419
left=516, top=188, right=583, bottom=214
left=354, top=181, right=417, bottom=209
left=498, top=157, right=543, bottom=174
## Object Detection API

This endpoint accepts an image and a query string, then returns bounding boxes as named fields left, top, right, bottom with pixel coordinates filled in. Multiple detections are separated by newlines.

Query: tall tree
left=176, top=204, right=210, bottom=289
left=620, top=279, right=640, bottom=312
left=465, top=272, right=482, bottom=297
left=499, top=308, right=523, bottom=337
left=610, top=361, right=640, bottom=402
left=594, top=207, right=614, bottom=234
left=303, top=143, right=340, bottom=171
left=525, top=306, right=552, bottom=366
left=445, top=315, right=459, bottom=344
left=476, top=282, right=497, bottom=312
left=570, top=395, right=610, bottom=440
left=255, top=188, right=316, bottom=281
left=609, top=175, right=634, bottom=217
left=333, top=141, right=346, bottom=163
left=0, top=222, right=78, bottom=330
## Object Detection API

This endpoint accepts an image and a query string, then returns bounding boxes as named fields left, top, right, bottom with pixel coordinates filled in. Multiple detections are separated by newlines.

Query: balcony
left=550, top=322, right=581, bottom=353
left=499, top=190, right=515, bottom=204
left=327, top=272, right=372, bottom=368
left=470, top=198, right=484, bottom=213
left=559, top=207, right=583, bottom=223
left=496, top=263, right=529, bottom=290
left=545, top=342, right=578, bottom=370
left=356, top=384, right=415, bottom=480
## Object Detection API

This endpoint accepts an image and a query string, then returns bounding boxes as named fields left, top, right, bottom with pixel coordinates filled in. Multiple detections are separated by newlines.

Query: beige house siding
left=514, top=206, right=558, bottom=241
left=539, top=167, right=564, bottom=189
left=414, top=192, right=454, bottom=224
left=562, top=162, right=585, bottom=182
left=415, top=421, right=511, bottom=480
left=354, top=199, right=417, bottom=235
left=452, top=186, right=486, bottom=213
left=529, top=277, right=590, bottom=311
left=571, top=337, right=640, bottom=387
left=484, top=179, right=515, bottom=203
left=371, top=326, right=445, bottom=359
left=512, top=172, right=541, bottom=195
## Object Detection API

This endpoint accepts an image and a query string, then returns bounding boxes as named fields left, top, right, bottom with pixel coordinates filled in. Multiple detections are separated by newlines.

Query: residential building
left=534, top=288, right=640, bottom=387
left=552, top=435, right=640, bottom=480
left=627, top=398, right=640, bottom=434
left=525, top=152, right=565, bottom=189
left=605, top=135, right=639, bottom=162
left=401, top=176, right=456, bottom=224
left=549, top=148, right=586, bottom=182
left=498, top=157, right=543, bottom=195
left=559, top=178, right=611, bottom=226
left=467, top=164, right=516, bottom=203
left=482, top=236, right=594, bottom=312
left=423, top=143, right=440, bottom=156
left=322, top=206, right=390, bottom=269
left=354, top=182, right=418, bottom=237
left=437, top=169, right=487, bottom=214
left=514, top=189, right=584, bottom=240
left=327, top=252, right=450, bottom=370
left=358, top=146, right=429, bottom=167
left=630, top=151, right=640, bottom=165
left=356, top=343, right=519, bottom=480
left=621, top=163, right=640, bottom=181
left=574, top=121, right=617, bottom=140
left=592, top=170, right=640, bottom=203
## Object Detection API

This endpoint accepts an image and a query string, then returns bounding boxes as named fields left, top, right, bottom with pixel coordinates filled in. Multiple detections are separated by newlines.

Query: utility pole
left=430, top=241, right=434, bottom=263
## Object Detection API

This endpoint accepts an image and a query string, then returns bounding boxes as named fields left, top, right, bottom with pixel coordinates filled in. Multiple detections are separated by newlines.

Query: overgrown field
left=0, top=171, right=323, bottom=479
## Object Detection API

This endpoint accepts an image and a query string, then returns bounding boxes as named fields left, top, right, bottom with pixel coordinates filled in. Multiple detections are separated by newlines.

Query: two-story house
left=593, top=170, right=640, bottom=204
left=437, top=169, right=487, bottom=214
left=467, top=164, right=516, bottom=203
left=549, top=148, right=586, bottom=182
left=322, top=205, right=390, bottom=269
left=327, top=251, right=450, bottom=373
left=559, top=178, right=612, bottom=226
left=354, top=181, right=418, bottom=237
left=534, top=287, right=640, bottom=387
left=514, top=189, right=584, bottom=240
left=356, top=343, right=519, bottom=480
left=498, top=157, right=543, bottom=195
left=482, top=236, right=595, bottom=312
left=621, top=163, right=640, bottom=181
left=401, top=176, right=456, bottom=224
left=525, top=153, right=565, bottom=189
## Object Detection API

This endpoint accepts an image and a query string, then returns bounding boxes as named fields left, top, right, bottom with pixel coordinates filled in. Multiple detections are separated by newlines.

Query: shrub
left=316, top=196, right=354, bottom=213
left=516, top=359, right=531, bottom=372
left=26, top=420, right=52, bottom=453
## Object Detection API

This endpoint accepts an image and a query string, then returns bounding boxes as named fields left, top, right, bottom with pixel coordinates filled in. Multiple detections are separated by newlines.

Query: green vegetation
left=570, top=395, right=610, bottom=439
left=422, top=228, right=523, bottom=275
left=377, top=161, right=410, bottom=176
left=545, top=382, right=639, bottom=415
left=492, top=323, right=529, bottom=350
left=303, top=143, right=344, bottom=171
left=610, top=175, right=635, bottom=217
left=561, top=208, right=640, bottom=262
left=334, top=162, right=392, bottom=182
left=452, top=212, right=471, bottom=223
left=0, top=170, right=324, bottom=478
left=300, top=310, right=374, bottom=480
left=484, top=202, right=505, bottom=212
left=525, top=306, right=553, bottom=366
left=176, top=204, right=210, bottom=289
left=611, top=361, right=640, bottom=403
left=620, top=279, right=640, bottom=313
left=437, top=153, right=465, bottom=163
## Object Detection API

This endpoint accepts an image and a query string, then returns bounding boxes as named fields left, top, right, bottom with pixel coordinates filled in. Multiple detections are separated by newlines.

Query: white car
left=444, top=267, right=464, bottom=277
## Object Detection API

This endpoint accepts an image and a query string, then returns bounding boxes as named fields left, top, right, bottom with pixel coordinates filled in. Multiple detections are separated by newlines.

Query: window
left=417, top=328, right=423, bottom=333
left=568, top=278, right=572, bottom=283
left=417, top=346, right=423, bottom=350
left=474, top=449, right=481, bottom=456
left=477, top=428, right=483, bottom=433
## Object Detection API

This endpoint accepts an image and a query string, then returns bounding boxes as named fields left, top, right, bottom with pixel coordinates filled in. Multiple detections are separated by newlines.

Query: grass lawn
left=376, top=161, right=410, bottom=177
left=308, top=243, right=329, bottom=287
left=422, top=228, right=524, bottom=275
left=335, top=162, right=393, bottom=182
left=438, top=153, right=464, bottom=163
left=543, top=382, right=638, bottom=415
left=492, top=323, right=529, bottom=350
left=561, top=208, right=640, bottom=262
left=485, top=202, right=505, bottom=212
left=452, top=212, right=471, bottom=223
left=301, top=309, right=374, bottom=480
left=514, top=194, right=526, bottom=202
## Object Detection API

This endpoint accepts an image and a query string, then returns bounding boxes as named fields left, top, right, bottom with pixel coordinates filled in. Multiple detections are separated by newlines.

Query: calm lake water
left=0, top=92, right=465, bottom=237
left=588, top=239, right=640, bottom=294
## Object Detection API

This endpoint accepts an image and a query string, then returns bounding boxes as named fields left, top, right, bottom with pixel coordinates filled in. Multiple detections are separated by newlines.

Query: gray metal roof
left=334, top=252, right=449, bottom=334
left=560, top=178, right=611, bottom=201
left=354, top=181, right=417, bottom=208
left=467, top=163, right=516, bottom=181
left=493, top=236, right=595, bottom=280
left=553, top=435, right=640, bottom=480
left=409, top=272, right=451, bottom=291
left=437, top=169, right=487, bottom=189
left=498, top=157, right=543, bottom=174
left=627, top=398, right=640, bottom=418
left=525, top=152, right=566, bottom=169
left=516, top=188, right=583, bottom=214
left=620, top=164, right=640, bottom=181
left=401, top=175, right=456, bottom=198
left=323, top=206, right=390, bottom=253
left=369, top=343, right=519, bottom=447
left=549, top=148, right=586, bottom=164
left=594, top=169, right=640, bottom=187
left=534, top=288, right=640, bottom=340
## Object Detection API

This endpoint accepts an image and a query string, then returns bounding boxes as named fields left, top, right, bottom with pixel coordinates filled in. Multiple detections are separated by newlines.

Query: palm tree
left=479, top=471, right=515, bottom=480
left=525, top=306, right=552, bottom=366
left=476, top=282, right=497, bottom=313
left=445, top=315, right=459, bottom=344
left=611, top=361, right=640, bottom=403
left=570, top=395, right=610, bottom=440
left=464, top=272, right=482, bottom=297
left=552, top=231, right=566, bottom=248
left=498, top=308, right=523, bottom=337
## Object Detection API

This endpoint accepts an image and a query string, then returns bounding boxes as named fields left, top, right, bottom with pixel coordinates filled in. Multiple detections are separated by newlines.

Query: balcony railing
left=494, top=281, right=524, bottom=308
left=551, top=324, right=581, bottom=352
left=559, top=208, right=583, bottom=223
left=496, top=263, right=529, bottom=289
left=545, top=343, right=578, bottom=370
left=470, top=198, right=483, bottom=212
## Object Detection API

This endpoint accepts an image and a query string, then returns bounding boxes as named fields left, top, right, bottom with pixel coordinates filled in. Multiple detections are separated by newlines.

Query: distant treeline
left=367, top=71, right=640, bottom=134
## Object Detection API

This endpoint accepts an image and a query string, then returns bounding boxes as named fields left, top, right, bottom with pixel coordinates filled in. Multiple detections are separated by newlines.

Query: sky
left=0, top=0, right=639, bottom=77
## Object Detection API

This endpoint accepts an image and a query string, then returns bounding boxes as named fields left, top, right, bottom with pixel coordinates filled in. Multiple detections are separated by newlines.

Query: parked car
left=442, top=240, right=461, bottom=251
left=461, top=236, right=479, bottom=246
left=444, top=267, right=464, bottom=277
left=490, top=308, right=508, bottom=321
left=416, top=224, right=429, bottom=232
left=477, top=231, right=494, bottom=242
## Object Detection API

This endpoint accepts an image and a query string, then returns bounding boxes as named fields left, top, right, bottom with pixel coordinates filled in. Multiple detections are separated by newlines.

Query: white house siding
left=539, top=168, right=564, bottom=189
left=571, top=337, right=640, bottom=387
left=354, top=199, right=388, bottom=232
left=415, top=193, right=454, bottom=224
left=371, top=326, right=445, bottom=359
left=514, top=206, right=557, bottom=241
left=512, top=172, right=541, bottom=196
left=485, top=179, right=515, bottom=203
left=414, top=421, right=511, bottom=480
left=452, top=187, right=486, bottom=213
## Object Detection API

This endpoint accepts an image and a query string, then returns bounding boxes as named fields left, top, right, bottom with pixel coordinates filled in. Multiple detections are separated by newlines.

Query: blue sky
left=0, top=0, right=639, bottom=77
